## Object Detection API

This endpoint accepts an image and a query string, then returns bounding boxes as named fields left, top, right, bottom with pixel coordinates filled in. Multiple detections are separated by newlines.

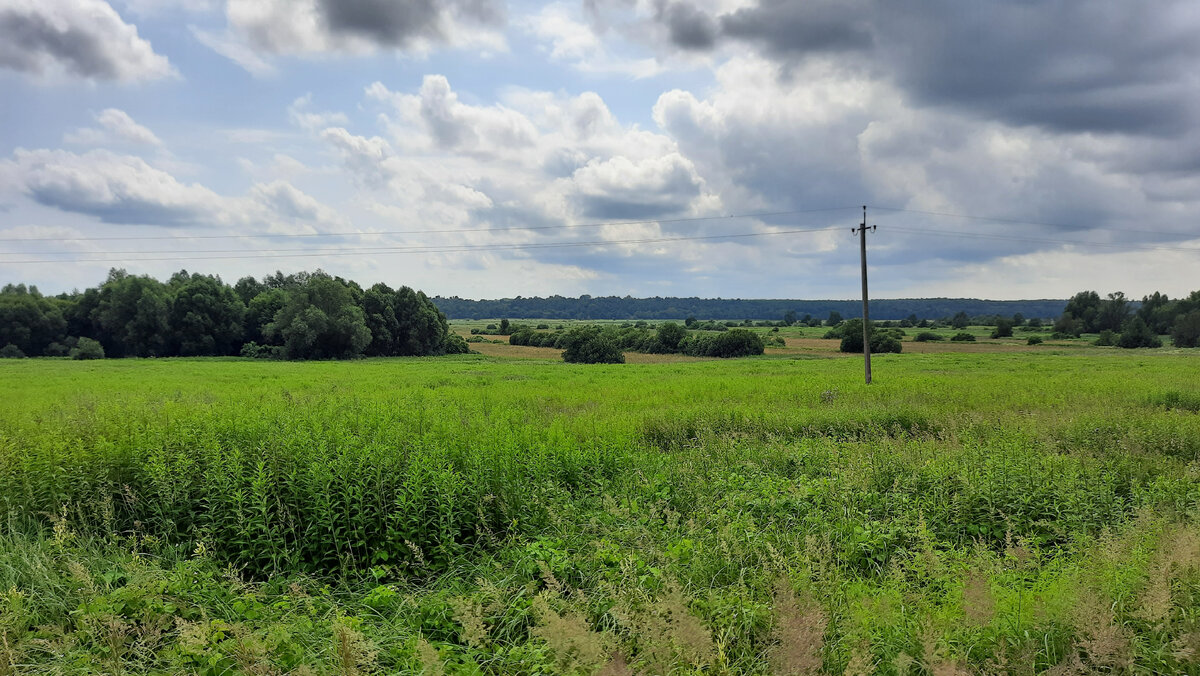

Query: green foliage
left=560, top=326, right=625, bottom=363
left=3, top=355, right=1200, bottom=673
left=70, top=337, right=105, bottom=360
left=361, top=284, right=450, bottom=357
left=44, top=341, right=69, bottom=357
left=0, top=284, right=67, bottom=356
left=239, top=341, right=282, bottom=359
left=655, top=322, right=687, bottom=351
left=167, top=271, right=245, bottom=356
left=1027, top=336, right=1043, bottom=345
left=1148, top=389, right=1200, bottom=412
left=0, top=343, right=25, bottom=358
left=1095, top=329, right=1117, bottom=346
left=680, top=328, right=765, bottom=358
left=91, top=270, right=171, bottom=357
left=951, top=311, right=970, bottom=329
left=990, top=318, right=1014, bottom=338
left=265, top=274, right=372, bottom=360
left=950, top=332, right=976, bottom=342
left=837, top=319, right=903, bottom=354
left=1171, top=310, right=1200, bottom=348
left=914, top=331, right=943, bottom=342
left=826, top=311, right=843, bottom=327
left=1117, top=316, right=1163, bottom=349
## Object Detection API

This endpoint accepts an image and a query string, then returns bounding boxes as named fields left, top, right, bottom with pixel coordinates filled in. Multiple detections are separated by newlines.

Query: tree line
left=432, top=295, right=1069, bottom=321
left=1053, top=290, right=1200, bottom=348
left=0, top=269, right=468, bottom=360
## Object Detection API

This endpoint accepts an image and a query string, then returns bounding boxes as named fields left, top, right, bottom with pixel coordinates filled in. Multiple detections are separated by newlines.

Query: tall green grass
left=0, top=353, right=1198, bottom=673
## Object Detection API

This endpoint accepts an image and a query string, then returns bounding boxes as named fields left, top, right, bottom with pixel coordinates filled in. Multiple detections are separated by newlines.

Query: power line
left=887, top=226, right=1200, bottom=253
left=0, top=225, right=845, bottom=265
left=0, top=206, right=858, bottom=243
left=868, top=204, right=1186, bottom=237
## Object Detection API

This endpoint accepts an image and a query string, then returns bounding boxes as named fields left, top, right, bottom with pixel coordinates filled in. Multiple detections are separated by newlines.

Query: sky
left=1, top=0, right=1199, bottom=300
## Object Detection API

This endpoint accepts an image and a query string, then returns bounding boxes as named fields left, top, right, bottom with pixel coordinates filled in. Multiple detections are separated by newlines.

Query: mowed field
left=1, top=349, right=1199, bottom=674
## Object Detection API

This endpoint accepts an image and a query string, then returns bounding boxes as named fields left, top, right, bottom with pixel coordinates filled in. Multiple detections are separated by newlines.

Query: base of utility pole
left=852, top=206, right=876, bottom=385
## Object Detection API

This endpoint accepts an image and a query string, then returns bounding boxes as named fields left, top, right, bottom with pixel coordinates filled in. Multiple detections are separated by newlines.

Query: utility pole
left=852, top=206, right=876, bottom=384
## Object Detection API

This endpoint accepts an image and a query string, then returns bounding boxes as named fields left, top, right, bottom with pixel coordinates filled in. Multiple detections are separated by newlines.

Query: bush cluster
left=510, top=322, right=765, bottom=363
left=831, top=319, right=903, bottom=354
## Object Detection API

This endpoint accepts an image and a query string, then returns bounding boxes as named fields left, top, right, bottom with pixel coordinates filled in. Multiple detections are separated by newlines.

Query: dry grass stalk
left=920, top=628, right=970, bottom=676
left=530, top=594, right=609, bottom=673
left=770, top=578, right=826, bottom=675
left=332, top=619, right=377, bottom=676
left=1172, top=631, right=1200, bottom=664
left=1068, top=589, right=1133, bottom=672
left=842, top=638, right=873, bottom=676
left=537, top=560, right=564, bottom=597
left=963, top=568, right=996, bottom=627
left=596, top=651, right=635, bottom=676
left=231, top=625, right=279, bottom=676
left=1138, top=523, right=1200, bottom=623
left=450, top=596, right=488, bottom=649
left=415, top=637, right=443, bottom=676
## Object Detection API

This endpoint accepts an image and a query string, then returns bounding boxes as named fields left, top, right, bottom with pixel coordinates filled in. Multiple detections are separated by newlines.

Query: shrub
left=838, top=320, right=903, bottom=354
left=70, top=337, right=105, bottom=360
left=443, top=333, right=470, bottom=354
left=1027, top=336, right=1043, bottom=345
left=991, top=319, right=1014, bottom=338
left=561, top=327, right=625, bottom=364
left=914, top=332, right=944, bottom=342
left=950, top=332, right=976, bottom=342
left=0, top=343, right=25, bottom=358
left=1117, top=317, right=1162, bottom=349
left=1094, top=329, right=1117, bottom=346
left=681, top=328, right=765, bottom=358
left=536, top=324, right=550, bottom=330
left=239, top=341, right=281, bottom=359
left=44, top=341, right=69, bottom=357
left=656, top=322, right=687, bottom=351
left=1171, top=310, right=1200, bottom=348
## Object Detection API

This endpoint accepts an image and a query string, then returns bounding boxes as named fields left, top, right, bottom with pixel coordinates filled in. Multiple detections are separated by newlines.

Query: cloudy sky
left=2, top=0, right=1199, bottom=299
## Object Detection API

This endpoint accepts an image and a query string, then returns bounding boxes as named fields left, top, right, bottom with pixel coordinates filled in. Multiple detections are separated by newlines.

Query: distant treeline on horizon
left=431, top=296, right=1069, bottom=321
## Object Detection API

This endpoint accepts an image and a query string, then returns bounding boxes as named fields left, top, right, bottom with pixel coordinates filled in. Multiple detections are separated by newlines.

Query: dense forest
left=0, top=269, right=467, bottom=359
left=431, top=295, right=1069, bottom=321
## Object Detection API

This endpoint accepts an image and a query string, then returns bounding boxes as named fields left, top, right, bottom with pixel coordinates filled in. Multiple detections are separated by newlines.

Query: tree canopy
left=0, top=269, right=458, bottom=360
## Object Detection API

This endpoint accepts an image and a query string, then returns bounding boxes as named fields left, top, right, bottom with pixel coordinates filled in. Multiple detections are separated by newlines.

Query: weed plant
left=0, top=353, right=1198, bottom=673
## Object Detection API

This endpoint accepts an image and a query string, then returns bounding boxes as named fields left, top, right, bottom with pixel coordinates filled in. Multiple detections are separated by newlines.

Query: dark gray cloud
left=0, top=0, right=172, bottom=81
left=317, top=0, right=503, bottom=46
left=657, top=2, right=717, bottom=51
left=718, top=0, right=871, bottom=57
left=641, top=0, right=1200, bottom=137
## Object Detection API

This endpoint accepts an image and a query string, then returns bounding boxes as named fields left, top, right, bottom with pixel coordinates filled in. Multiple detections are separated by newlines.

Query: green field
left=2, top=351, right=1199, bottom=674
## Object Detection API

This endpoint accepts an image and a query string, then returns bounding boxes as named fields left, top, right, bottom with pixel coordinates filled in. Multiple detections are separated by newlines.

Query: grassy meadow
left=1, top=348, right=1199, bottom=673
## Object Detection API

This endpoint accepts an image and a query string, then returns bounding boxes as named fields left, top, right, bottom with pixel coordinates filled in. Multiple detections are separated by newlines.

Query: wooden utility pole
left=852, top=206, right=876, bottom=384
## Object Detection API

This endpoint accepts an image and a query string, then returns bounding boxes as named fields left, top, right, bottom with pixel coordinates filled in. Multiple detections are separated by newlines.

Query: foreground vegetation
left=1, top=352, right=1199, bottom=673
